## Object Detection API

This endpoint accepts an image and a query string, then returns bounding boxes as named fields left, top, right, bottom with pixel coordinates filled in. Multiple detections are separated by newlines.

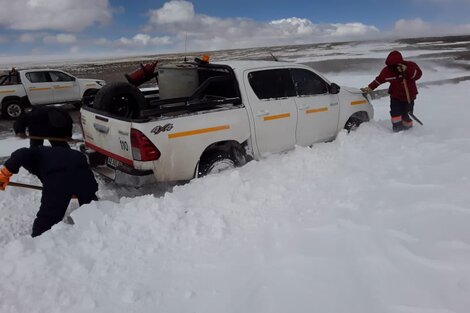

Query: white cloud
left=43, top=34, right=77, bottom=44
left=142, top=1, right=381, bottom=51
left=117, top=34, right=173, bottom=47
left=149, top=0, right=195, bottom=24
left=270, top=18, right=317, bottom=36
left=0, top=0, right=112, bottom=32
left=393, top=18, right=470, bottom=37
left=330, top=23, right=380, bottom=37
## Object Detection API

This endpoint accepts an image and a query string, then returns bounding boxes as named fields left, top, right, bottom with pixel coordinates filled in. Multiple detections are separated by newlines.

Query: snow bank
left=1, top=79, right=470, bottom=312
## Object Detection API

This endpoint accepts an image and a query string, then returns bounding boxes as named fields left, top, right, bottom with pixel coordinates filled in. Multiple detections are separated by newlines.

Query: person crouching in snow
left=13, top=106, right=73, bottom=147
left=0, top=146, right=98, bottom=237
left=361, top=50, right=422, bottom=132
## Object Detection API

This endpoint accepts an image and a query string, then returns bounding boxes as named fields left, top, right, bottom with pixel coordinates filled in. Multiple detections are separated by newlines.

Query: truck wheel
left=344, top=112, right=369, bottom=133
left=81, top=89, right=99, bottom=108
left=2, top=99, right=24, bottom=119
left=93, top=82, right=146, bottom=118
left=198, top=150, right=237, bottom=177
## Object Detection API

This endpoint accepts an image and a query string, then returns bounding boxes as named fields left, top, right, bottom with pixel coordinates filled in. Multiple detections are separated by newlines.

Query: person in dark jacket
left=14, top=106, right=73, bottom=147
left=361, top=50, right=422, bottom=132
left=0, top=146, right=98, bottom=237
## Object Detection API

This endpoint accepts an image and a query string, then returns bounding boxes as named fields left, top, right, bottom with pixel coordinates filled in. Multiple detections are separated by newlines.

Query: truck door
left=291, top=68, right=339, bottom=145
left=24, top=71, right=54, bottom=104
left=49, top=71, right=80, bottom=103
left=245, top=68, right=297, bottom=156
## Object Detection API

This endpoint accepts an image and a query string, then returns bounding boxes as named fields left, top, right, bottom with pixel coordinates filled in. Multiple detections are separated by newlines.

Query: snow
left=1, top=46, right=470, bottom=313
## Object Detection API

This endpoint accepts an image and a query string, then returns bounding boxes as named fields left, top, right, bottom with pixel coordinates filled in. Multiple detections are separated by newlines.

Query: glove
left=397, top=64, right=407, bottom=73
left=360, top=87, right=373, bottom=94
left=0, top=167, right=13, bottom=191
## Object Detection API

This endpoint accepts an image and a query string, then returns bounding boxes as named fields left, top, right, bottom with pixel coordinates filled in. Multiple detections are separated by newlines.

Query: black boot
left=392, top=121, right=404, bottom=132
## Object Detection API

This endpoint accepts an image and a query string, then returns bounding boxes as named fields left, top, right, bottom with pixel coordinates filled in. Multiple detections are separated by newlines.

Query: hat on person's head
left=385, top=50, right=404, bottom=66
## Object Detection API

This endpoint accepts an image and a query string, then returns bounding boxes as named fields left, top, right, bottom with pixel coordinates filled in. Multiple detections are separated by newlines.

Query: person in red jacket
left=361, top=50, right=422, bottom=132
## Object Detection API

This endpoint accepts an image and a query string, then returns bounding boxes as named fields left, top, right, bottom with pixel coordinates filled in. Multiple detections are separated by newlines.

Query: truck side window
left=248, top=69, right=296, bottom=100
left=49, top=71, right=75, bottom=82
left=25, top=72, right=50, bottom=83
left=290, top=68, right=328, bottom=96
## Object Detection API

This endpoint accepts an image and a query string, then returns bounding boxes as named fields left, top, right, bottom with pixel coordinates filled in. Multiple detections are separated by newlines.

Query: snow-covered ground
left=1, top=44, right=470, bottom=313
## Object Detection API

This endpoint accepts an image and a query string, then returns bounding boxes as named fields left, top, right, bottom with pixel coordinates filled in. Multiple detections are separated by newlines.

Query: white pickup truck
left=80, top=59, right=373, bottom=185
left=0, top=69, right=105, bottom=118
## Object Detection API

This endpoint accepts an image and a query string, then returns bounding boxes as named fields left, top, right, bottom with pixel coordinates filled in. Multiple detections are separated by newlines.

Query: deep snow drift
left=1, top=44, right=470, bottom=313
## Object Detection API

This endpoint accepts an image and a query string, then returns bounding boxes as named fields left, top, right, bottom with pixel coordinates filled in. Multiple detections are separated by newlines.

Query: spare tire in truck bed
left=93, top=82, right=147, bottom=118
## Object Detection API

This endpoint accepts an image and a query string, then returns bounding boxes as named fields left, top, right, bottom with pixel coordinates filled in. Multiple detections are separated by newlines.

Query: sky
left=1, top=43, right=470, bottom=311
left=0, top=0, right=470, bottom=62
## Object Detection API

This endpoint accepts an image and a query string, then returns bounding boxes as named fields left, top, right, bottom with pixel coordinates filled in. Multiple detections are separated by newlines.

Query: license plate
left=107, top=157, right=121, bottom=168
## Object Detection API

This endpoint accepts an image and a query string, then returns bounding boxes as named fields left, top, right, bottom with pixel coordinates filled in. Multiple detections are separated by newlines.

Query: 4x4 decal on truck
left=151, top=123, right=174, bottom=135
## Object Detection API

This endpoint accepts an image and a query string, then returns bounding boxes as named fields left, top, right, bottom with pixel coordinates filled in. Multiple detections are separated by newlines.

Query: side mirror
left=329, top=83, right=340, bottom=94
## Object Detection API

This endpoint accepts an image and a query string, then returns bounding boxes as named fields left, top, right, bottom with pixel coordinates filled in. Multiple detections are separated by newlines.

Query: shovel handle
left=27, top=135, right=83, bottom=143
left=8, top=181, right=77, bottom=199
left=9, top=181, right=43, bottom=191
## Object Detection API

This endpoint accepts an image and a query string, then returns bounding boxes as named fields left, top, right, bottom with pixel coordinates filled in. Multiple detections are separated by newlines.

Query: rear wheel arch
left=196, top=140, right=250, bottom=178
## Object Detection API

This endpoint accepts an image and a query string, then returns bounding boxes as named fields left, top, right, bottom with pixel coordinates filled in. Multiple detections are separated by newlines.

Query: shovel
left=402, top=77, right=424, bottom=125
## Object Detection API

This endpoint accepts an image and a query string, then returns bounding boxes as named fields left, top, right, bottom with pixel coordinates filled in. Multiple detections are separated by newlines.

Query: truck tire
left=93, top=82, right=146, bottom=118
left=2, top=99, right=24, bottom=119
left=344, top=112, right=369, bottom=133
left=198, top=150, right=237, bottom=177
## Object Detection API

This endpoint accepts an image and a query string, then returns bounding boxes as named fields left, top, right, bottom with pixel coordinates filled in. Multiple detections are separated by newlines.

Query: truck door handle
left=93, top=123, right=109, bottom=134
left=256, top=110, right=270, bottom=117
left=298, top=104, right=309, bottom=110
left=330, top=102, right=339, bottom=106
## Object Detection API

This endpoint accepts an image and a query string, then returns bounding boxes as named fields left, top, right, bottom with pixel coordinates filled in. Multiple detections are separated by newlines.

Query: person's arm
left=0, top=148, right=37, bottom=191
left=361, top=67, right=388, bottom=93
left=3, top=148, right=35, bottom=174
left=406, top=62, right=422, bottom=81
left=368, top=67, right=389, bottom=90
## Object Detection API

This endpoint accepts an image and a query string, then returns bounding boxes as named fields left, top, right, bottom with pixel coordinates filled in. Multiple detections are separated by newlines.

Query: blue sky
left=0, top=0, right=469, bottom=62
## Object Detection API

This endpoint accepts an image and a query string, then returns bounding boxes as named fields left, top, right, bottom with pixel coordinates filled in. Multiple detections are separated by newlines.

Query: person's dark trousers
left=390, top=98, right=414, bottom=131
left=31, top=184, right=97, bottom=237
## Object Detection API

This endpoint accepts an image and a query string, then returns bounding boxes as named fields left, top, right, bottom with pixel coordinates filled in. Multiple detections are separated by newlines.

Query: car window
left=291, top=68, right=328, bottom=96
left=25, top=72, right=50, bottom=83
left=248, top=69, right=296, bottom=100
left=49, top=71, right=75, bottom=82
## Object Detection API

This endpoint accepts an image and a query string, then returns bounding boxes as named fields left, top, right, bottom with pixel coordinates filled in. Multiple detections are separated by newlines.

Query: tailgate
left=80, top=108, right=134, bottom=167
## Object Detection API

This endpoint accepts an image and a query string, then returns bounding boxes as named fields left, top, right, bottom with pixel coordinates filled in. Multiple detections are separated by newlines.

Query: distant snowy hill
left=1, top=39, right=469, bottom=313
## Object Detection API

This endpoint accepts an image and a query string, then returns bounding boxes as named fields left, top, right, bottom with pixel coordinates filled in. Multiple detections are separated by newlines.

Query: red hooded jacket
left=368, top=51, right=422, bottom=102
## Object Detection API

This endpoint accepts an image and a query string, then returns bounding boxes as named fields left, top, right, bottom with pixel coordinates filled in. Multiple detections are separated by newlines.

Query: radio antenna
left=184, top=31, right=188, bottom=62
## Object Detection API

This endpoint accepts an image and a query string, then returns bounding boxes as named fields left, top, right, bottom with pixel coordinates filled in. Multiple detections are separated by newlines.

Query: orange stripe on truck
left=168, top=125, right=230, bottom=139
left=0, top=90, right=15, bottom=94
left=351, top=100, right=368, bottom=106
left=306, top=107, right=328, bottom=114
left=29, top=87, right=51, bottom=91
left=264, top=113, right=291, bottom=121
